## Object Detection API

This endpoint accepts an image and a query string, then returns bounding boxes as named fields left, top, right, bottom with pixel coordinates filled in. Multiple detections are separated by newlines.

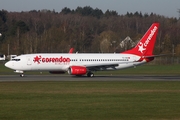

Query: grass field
left=0, top=62, right=180, bottom=119
left=0, top=81, right=180, bottom=120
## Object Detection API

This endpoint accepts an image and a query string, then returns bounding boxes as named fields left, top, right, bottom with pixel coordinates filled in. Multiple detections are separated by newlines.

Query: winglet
left=122, top=23, right=159, bottom=56
left=69, top=48, right=74, bottom=54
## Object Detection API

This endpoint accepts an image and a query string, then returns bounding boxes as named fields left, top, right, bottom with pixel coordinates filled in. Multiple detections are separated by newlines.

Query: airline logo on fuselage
left=33, top=55, right=70, bottom=64
left=138, top=26, right=157, bottom=54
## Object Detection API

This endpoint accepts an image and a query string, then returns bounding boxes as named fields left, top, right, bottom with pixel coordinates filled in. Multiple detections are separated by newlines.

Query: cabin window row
left=70, top=59, right=128, bottom=62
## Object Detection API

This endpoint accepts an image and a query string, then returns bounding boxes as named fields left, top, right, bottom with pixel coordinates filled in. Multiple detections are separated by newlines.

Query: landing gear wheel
left=87, top=72, right=94, bottom=77
left=20, top=74, right=24, bottom=77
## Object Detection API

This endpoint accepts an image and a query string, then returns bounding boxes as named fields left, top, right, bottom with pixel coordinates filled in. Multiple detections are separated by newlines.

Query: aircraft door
left=27, top=56, right=32, bottom=65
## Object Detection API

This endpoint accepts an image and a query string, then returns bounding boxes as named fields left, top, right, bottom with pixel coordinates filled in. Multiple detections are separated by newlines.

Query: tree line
left=0, top=6, right=180, bottom=59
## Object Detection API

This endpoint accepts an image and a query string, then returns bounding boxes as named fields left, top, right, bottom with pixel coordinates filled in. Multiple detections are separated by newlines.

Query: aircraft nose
left=5, top=61, right=12, bottom=69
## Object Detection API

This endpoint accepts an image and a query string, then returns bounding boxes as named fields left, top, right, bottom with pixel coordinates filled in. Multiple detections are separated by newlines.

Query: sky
left=0, top=0, right=180, bottom=18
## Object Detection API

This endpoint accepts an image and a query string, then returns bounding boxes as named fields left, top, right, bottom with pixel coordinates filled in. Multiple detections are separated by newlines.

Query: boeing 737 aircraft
left=5, top=23, right=159, bottom=77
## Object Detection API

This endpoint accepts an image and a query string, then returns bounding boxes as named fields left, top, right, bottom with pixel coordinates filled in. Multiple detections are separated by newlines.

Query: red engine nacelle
left=49, top=71, right=66, bottom=74
left=68, top=66, right=87, bottom=75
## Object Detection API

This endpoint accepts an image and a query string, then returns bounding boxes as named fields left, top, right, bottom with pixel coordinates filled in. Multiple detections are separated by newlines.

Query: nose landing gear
left=14, top=70, right=24, bottom=77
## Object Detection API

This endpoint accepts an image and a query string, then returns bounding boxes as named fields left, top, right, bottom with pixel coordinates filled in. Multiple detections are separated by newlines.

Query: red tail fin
left=122, top=23, right=159, bottom=56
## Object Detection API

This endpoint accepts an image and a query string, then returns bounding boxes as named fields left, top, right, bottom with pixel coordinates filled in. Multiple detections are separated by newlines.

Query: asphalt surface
left=0, top=75, right=180, bottom=82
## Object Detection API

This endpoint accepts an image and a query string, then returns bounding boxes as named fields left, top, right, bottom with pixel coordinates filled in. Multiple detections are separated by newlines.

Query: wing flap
left=145, top=53, right=175, bottom=58
left=83, top=61, right=135, bottom=71
left=86, top=63, right=119, bottom=71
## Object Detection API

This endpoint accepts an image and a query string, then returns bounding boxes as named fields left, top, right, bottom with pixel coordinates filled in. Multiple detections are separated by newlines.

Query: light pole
left=8, top=44, right=9, bottom=57
left=172, top=44, right=174, bottom=64
left=112, top=41, right=116, bottom=52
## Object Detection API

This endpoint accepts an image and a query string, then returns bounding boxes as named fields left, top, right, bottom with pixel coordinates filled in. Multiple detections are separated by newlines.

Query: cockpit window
left=11, top=59, right=21, bottom=61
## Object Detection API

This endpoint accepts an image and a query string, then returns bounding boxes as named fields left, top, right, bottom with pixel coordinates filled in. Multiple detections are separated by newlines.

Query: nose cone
left=5, top=61, right=12, bottom=69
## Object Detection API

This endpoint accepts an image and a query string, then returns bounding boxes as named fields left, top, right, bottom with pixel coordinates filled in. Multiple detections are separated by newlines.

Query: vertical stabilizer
left=122, top=23, right=159, bottom=56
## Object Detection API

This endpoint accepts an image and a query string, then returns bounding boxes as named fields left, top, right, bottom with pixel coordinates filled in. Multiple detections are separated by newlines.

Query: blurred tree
left=0, top=7, right=179, bottom=63
left=0, top=10, right=8, bottom=42
left=61, top=7, right=72, bottom=14
left=162, top=34, right=172, bottom=53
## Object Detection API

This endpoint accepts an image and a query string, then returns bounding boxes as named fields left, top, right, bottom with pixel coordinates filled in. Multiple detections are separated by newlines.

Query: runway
left=0, top=75, right=180, bottom=82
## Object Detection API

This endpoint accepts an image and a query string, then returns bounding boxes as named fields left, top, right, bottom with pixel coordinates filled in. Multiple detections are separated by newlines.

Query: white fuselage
left=5, top=53, right=146, bottom=72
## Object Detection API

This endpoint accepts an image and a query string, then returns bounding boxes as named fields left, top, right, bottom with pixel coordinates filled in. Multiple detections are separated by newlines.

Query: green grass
left=97, top=64, right=180, bottom=75
left=0, top=81, right=180, bottom=120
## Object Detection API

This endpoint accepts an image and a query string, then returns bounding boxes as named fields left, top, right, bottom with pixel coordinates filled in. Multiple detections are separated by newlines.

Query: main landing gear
left=20, top=73, right=24, bottom=77
left=87, top=71, right=94, bottom=77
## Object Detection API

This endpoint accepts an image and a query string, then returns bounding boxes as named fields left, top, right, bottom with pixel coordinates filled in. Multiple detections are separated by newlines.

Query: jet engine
left=68, top=66, right=87, bottom=75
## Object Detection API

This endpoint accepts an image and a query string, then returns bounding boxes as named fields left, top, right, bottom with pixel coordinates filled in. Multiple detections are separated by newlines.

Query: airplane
left=5, top=22, right=159, bottom=77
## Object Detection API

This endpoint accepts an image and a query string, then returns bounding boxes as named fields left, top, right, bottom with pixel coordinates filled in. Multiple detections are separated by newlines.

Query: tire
left=87, top=72, right=94, bottom=77
left=20, top=74, right=24, bottom=77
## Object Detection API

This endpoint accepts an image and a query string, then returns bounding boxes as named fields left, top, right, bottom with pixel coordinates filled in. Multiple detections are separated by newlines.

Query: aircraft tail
left=122, top=23, right=159, bottom=56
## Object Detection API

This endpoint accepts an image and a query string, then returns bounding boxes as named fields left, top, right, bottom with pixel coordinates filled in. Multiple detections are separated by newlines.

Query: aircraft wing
left=144, top=53, right=175, bottom=58
left=85, top=63, right=119, bottom=71
left=83, top=61, right=133, bottom=71
left=68, top=48, right=74, bottom=53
